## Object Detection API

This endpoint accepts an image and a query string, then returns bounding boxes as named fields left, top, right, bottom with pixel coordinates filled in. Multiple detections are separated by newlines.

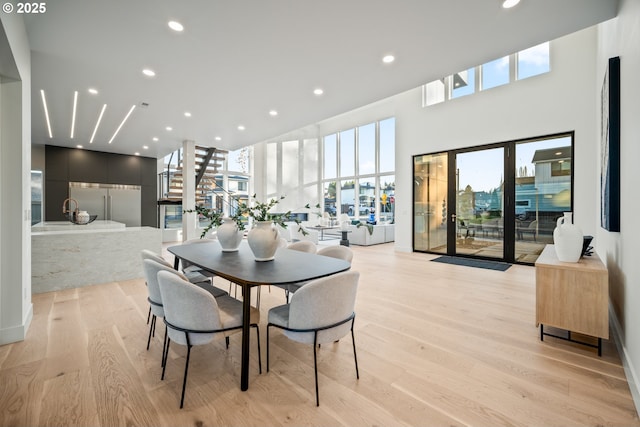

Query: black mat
left=431, top=256, right=511, bottom=271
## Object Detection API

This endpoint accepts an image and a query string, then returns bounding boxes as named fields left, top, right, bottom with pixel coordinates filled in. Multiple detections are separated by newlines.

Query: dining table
left=167, top=240, right=351, bottom=391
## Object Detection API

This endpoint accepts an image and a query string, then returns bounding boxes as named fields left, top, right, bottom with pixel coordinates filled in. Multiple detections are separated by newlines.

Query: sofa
left=347, top=223, right=394, bottom=246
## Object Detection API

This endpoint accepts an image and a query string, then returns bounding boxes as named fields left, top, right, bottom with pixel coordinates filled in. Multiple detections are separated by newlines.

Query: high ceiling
left=24, top=0, right=618, bottom=159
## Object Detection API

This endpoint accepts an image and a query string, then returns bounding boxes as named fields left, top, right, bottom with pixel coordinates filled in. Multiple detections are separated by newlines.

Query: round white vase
left=553, top=212, right=583, bottom=262
left=247, top=220, right=279, bottom=261
left=76, top=210, right=90, bottom=224
left=216, top=219, right=243, bottom=252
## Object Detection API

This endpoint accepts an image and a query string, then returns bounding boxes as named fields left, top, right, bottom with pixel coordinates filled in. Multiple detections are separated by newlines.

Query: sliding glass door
left=413, top=132, right=573, bottom=264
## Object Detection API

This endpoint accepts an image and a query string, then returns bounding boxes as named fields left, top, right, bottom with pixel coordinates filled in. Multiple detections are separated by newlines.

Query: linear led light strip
left=90, top=104, right=107, bottom=143
left=40, top=90, right=53, bottom=138
left=70, top=91, right=78, bottom=139
left=108, top=105, right=136, bottom=144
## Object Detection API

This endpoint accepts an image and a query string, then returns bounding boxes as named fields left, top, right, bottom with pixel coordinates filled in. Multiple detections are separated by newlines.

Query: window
left=379, top=118, right=395, bottom=173
left=481, top=56, right=509, bottom=90
left=517, top=42, right=550, bottom=80
left=340, top=129, right=355, bottom=177
left=551, top=160, right=571, bottom=176
left=451, top=68, right=475, bottom=99
left=323, top=134, right=337, bottom=179
left=358, top=123, right=376, bottom=175
left=424, top=79, right=445, bottom=106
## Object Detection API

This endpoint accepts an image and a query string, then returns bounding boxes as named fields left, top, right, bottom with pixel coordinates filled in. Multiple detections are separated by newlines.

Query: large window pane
left=451, top=68, right=475, bottom=99
left=227, top=147, right=250, bottom=173
left=414, top=153, right=448, bottom=253
left=357, top=179, right=375, bottom=221
left=379, top=118, right=395, bottom=173
left=482, top=56, right=509, bottom=90
left=341, top=180, right=355, bottom=216
left=424, top=79, right=445, bottom=106
left=323, top=134, right=337, bottom=179
left=517, top=42, right=550, bottom=80
left=266, top=142, right=278, bottom=195
left=323, top=181, right=337, bottom=216
left=379, top=175, right=395, bottom=223
left=340, top=129, right=355, bottom=177
left=303, top=138, right=318, bottom=184
left=358, top=123, right=375, bottom=175
left=281, top=140, right=299, bottom=194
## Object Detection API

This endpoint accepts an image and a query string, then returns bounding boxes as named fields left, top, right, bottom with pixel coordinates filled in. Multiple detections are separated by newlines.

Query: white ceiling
left=24, top=0, right=618, bottom=159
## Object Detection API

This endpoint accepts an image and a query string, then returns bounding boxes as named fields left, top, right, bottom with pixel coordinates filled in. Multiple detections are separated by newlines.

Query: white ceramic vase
left=76, top=210, right=90, bottom=224
left=216, top=219, right=243, bottom=252
left=247, top=220, right=279, bottom=261
left=553, top=212, right=583, bottom=262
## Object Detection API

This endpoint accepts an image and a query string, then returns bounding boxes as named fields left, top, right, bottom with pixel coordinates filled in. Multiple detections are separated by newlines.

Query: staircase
left=163, top=146, right=228, bottom=205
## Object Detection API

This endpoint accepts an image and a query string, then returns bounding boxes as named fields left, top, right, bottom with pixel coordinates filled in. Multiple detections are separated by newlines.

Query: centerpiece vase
left=216, top=218, right=243, bottom=252
left=553, top=212, right=583, bottom=263
left=247, top=220, right=279, bottom=261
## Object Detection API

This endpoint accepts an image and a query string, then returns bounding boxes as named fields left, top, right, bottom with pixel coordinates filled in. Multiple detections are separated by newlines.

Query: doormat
left=431, top=256, right=511, bottom=271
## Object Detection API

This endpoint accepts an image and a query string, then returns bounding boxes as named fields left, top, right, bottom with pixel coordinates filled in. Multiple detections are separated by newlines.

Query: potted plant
left=184, top=206, right=246, bottom=251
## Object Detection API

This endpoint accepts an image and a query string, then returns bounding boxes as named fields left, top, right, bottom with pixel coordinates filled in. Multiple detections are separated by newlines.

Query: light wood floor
left=1, top=243, right=638, bottom=426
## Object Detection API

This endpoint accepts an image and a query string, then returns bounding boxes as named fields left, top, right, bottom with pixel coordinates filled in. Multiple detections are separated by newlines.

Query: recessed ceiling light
left=134, top=152, right=140, bottom=156
left=108, top=104, right=136, bottom=144
left=90, top=104, right=107, bottom=143
left=168, top=21, right=184, bottom=32
left=214, top=136, right=222, bottom=141
left=382, top=55, right=395, bottom=63
left=152, top=137, right=159, bottom=142
left=184, top=112, right=191, bottom=117
left=88, top=88, right=98, bottom=95
left=269, top=110, right=278, bottom=116
left=70, top=91, right=78, bottom=139
left=142, top=69, right=156, bottom=77
left=502, top=0, right=520, bottom=8
left=237, top=125, right=245, bottom=131
left=40, top=90, right=53, bottom=138
left=76, top=145, right=83, bottom=149
left=313, top=88, right=324, bottom=96
left=166, top=126, right=173, bottom=131
left=143, top=145, right=149, bottom=150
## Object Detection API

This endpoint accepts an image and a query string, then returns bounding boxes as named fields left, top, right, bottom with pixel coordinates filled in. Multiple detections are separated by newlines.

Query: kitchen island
left=32, top=220, right=161, bottom=293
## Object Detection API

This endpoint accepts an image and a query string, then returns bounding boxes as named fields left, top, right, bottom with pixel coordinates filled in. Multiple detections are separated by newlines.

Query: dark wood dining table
left=167, top=240, right=351, bottom=391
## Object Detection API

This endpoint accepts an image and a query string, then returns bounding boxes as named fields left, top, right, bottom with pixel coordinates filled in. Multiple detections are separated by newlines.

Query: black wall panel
left=68, top=149, right=108, bottom=183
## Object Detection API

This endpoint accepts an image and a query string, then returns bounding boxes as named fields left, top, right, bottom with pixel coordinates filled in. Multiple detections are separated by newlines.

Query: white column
left=181, top=140, right=197, bottom=241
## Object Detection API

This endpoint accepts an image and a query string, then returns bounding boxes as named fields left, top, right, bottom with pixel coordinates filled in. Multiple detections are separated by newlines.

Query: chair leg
left=351, top=322, right=359, bottom=379
left=180, top=344, right=192, bottom=409
left=253, top=324, right=262, bottom=374
left=147, top=306, right=151, bottom=324
left=313, top=332, right=320, bottom=406
left=146, top=314, right=156, bottom=350
left=266, top=325, right=271, bottom=373
left=225, top=336, right=230, bottom=349
left=161, top=337, right=171, bottom=380
left=161, top=324, right=168, bottom=367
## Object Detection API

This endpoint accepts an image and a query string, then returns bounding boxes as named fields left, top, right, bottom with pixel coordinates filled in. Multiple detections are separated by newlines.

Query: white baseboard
left=610, top=304, right=640, bottom=417
left=0, top=303, right=33, bottom=345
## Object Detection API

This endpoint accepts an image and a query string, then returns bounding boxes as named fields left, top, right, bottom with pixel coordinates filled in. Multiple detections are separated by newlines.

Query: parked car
left=348, top=205, right=374, bottom=216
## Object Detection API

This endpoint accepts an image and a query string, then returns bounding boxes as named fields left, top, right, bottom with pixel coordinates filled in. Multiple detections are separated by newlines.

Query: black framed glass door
left=413, top=132, right=574, bottom=265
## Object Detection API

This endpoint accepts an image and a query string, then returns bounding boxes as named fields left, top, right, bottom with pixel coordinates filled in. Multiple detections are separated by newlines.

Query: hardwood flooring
left=1, top=243, right=638, bottom=426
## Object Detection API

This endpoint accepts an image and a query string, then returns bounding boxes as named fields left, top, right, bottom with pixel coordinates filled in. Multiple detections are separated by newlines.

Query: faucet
left=62, top=198, right=79, bottom=219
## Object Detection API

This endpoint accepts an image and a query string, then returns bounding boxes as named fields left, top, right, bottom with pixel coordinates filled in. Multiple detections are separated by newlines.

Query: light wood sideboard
left=535, top=244, right=608, bottom=355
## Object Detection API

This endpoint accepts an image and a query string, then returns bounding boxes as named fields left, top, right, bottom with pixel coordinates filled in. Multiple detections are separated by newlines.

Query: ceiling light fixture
left=76, top=145, right=83, bottom=149
left=40, top=90, right=53, bottom=138
left=166, top=126, right=173, bottom=131
left=143, top=145, right=149, bottom=150
left=152, top=137, right=159, bottom=142
left=215, top=136, right=222, bottom=141
left=382, top=55, right=395, bottom=63
left=237, top=125, right=245, bottom=131
left=90, top=104, right=107, bottom=143
left=184, top=112, right=191, bottom=117
left=313, top=88, right=324, bottom=96
left=108, top=104, right=136, bottom=144
left=134, top=152, right=140, bottom=156
left=142, top=68, right=156, bottom=77
left=70, top=91, right=78, bottom=139
left=88, top=88, right=98, bottom=95
left=168, top=21, right=184, bottom=32
left=269, top=110, right=278, bottom=116
left=502, top=0, right=520, bottom=8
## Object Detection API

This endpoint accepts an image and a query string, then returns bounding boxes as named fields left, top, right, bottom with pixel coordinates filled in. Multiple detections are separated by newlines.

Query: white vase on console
left=216, top=218, right=243, bottom=252
left=553, top=212, right=583, bottom=263
left=76, top=210, right=90, bottom=224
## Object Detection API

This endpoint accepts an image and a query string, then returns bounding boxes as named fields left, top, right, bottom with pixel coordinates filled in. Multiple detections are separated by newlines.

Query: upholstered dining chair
left=180, top=238, right=218, bottom=283
left=157, top=270, right=262, bottom=408
left=317, top=245, right=354, bottom=263
left=267, top=270, right=360, bottom=406
left=274, top=240, right=318, bottom=302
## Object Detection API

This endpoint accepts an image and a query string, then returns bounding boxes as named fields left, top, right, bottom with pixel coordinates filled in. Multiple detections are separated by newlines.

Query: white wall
left=597, top=0, right=640, bottom=412
left=0, top=13, right=32, bottom=344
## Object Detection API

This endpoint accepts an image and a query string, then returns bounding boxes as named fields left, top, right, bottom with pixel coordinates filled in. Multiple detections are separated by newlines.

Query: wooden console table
left=535, top=244, right=608, bottom=356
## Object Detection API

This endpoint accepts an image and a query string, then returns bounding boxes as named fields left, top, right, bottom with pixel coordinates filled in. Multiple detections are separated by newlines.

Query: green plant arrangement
left=237, top=194, right=319, bottom=235
left=184, top=206, right=246, bottom=238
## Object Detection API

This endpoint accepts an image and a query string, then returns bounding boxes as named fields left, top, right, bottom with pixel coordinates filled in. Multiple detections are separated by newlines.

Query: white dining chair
left=267, top=270, right=360, bottom=406
left=274, top=240, right=318, bottom=302
left=317, top=245, right=354, bottom=263
left=157, top=270, right=262, bottom=408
